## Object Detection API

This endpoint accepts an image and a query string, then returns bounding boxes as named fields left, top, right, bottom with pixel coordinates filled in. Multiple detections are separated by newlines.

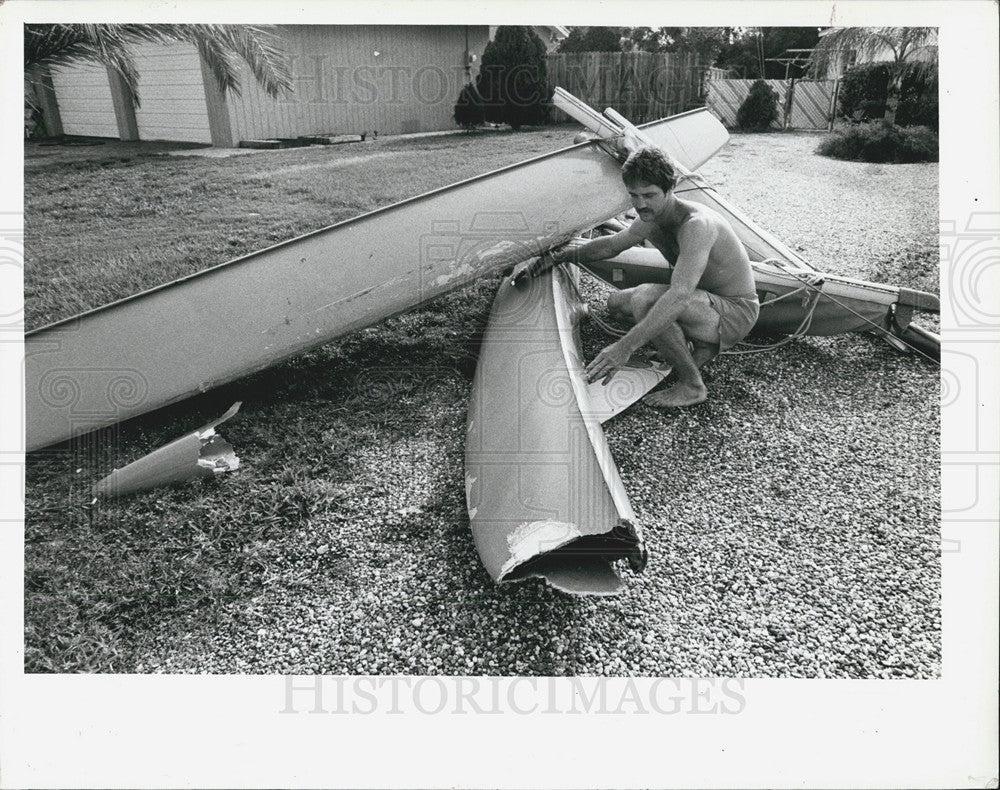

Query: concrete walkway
left=165, top=126, right=509, bottom=158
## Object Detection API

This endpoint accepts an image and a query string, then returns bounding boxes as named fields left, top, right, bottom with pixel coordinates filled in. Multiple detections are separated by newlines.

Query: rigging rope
left=551, top=169, right=938, bottom=362
left=567, top=253, right=937, bottom=363
left=736, top=257, right=939, bottom=363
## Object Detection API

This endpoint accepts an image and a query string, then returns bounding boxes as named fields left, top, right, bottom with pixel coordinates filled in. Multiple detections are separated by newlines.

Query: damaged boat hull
left=562, top=99, right=939, bottom=358
left=583, top=246, right=940, bottom=349
left=25, top=106, right=729, bottom=451
left=465, top=266, right=647, bottom=595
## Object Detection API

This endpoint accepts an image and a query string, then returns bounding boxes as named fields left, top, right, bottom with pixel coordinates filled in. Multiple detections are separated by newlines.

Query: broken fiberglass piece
left=92, top=402, right=241, bottom=498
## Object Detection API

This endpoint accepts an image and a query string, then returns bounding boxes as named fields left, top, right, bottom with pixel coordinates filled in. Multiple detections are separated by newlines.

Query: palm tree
left=25, top=24, right=292, bottom=109
left=811, top=27, right=937, bottom=125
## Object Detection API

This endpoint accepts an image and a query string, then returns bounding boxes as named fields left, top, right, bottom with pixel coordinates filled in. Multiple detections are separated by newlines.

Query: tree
left=836, top=61, right=938, bottom=129
left=716, top=27, right=822, bottom=79
left=24, top=24, right=292, bottom=109
left=811, top=27, right=937, bottom=125
left=453, top=82, right=485, bottom=130
left=556, top=27, right=628, bottom=53
left=476, top=26, right=550, bottom=130
left=628, top=27, right=733, bottom=62
left=736, top=80, right=780, bottom=131
left=559, top=26, right=733, bottom=61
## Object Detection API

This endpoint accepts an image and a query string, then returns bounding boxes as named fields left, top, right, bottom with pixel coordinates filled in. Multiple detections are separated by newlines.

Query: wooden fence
left=787, top=79, right=839, bottom=129
left=547, top=51, right=712, bottom=123
left=544, top=53, right=838, bottom=130
left=707, top=77, right=839, bottom=130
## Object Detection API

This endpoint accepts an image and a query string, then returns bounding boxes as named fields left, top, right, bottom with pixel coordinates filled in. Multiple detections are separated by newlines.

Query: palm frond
left=24, top=23, right=293, bottom=110
left=192, top=32, right=245, bottom=98
left=82, top=24, right=146, bottom=103
left=812, top=26, right=938, bottom=74
left=25, top=24, right=107, bottom=79
left=143, top=24, right=292, bottom=99
left=214, top=25, right=293, bottom=98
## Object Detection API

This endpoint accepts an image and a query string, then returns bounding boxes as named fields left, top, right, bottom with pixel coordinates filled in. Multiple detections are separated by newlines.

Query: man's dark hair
left=621, top=147, right=678, bottom=193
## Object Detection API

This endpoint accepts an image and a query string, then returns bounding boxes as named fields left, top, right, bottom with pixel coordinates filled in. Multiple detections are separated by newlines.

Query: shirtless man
left=546, top=146, right=759, bottom=407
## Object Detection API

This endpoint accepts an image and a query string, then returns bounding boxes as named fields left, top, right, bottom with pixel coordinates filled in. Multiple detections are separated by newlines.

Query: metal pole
left=828, top=77, right=840, bottom=132
left=464, top=25, right=471, bottom=80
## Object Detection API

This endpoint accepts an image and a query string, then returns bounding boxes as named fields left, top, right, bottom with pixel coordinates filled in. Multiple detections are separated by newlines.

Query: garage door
left=132, top=42, right=212, bottom=143
left=49, top=63, right=119, bottom=138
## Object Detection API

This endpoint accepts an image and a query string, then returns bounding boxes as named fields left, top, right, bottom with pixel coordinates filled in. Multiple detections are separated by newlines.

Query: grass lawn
left=23, top=126, right=940, bottom=677
left=24, top=128, right=576, bottom=329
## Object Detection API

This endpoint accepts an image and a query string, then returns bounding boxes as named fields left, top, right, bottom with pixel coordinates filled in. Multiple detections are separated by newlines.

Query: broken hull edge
left=465, top=267, right=646, bottom=595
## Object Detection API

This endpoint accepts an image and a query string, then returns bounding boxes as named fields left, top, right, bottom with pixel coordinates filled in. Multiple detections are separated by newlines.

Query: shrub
left=475, top=26, right=551, bottom=130
left=837, top=62, right=938, bottom=130
left=453, top=83, right=485, bottom=130
left=815, top=122, right=938, bottom=163
left=736, top=80, right=780, bottom=131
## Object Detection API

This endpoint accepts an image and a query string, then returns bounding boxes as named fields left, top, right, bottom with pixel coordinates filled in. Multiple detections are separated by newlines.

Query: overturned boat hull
left=25, top=107, right=728, bottom=451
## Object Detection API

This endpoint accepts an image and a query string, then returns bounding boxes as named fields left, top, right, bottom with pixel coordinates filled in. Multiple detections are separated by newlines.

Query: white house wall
left=131, top=42, right=212, bottom=143
left=48, top=63, right=120, bottom=138
left=226, top=25, right=490, bottom=142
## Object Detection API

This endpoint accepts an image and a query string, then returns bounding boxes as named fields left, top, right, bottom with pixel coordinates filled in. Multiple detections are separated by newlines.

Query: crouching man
left=554, top=147, right=759, bottom=407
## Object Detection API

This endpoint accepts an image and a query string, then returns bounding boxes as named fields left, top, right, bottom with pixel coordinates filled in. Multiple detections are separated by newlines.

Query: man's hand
left=549, top=243, right=573, bottom=264
left=509, top=247, right=571, bottom=286
left=585, top=340, right=632, bottom=385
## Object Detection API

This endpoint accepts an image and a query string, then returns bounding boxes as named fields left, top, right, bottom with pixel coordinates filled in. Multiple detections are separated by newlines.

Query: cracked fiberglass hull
left=465, top=266, right=649, bottom=595
left=25, top=107, right=727, bottom=451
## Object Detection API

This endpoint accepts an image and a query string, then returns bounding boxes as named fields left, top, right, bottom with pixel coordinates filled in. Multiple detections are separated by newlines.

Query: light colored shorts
left=706, top=293, right=760, bottom=350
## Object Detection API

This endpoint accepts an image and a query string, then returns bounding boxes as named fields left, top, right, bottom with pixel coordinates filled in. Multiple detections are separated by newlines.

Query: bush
left=837, top=62, right=938, bottom=130
left=815, top=122, right=938, bottom=163
left=475, top=26, right=551, bottom=130
left=736, top=80, right=780, bottom=131
left=453, top=83, right=485, bottom=130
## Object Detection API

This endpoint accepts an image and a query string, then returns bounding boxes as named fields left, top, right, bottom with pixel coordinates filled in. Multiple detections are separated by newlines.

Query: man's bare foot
left=643, top=381, right=707, bottom=408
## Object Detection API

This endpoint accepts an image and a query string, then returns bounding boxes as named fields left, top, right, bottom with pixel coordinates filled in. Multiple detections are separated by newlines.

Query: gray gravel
left=123, top=132, right=939, bottom=678
left=700, top=133, right=939, bottom=292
